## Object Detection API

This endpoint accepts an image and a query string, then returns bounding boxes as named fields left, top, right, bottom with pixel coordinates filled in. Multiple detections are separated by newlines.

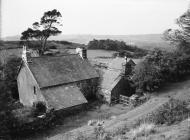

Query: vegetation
left=88, top=39, right=148, bottom=58
left=133, top=48, right=190, bottom=92
left=0, top=40, right=83, bottom=51
left=0, top=41, right=21, bottom=50
left=20, top=9, right=62, bottom=55
left=32, top=101, right=47, bottom=117
left=74, top=99, right=190, bottom=140
left=136, top=99, right=190, bottom=125
left=0, top=56, right=22, bottom=139
left=2, top=4, right=190, bottom=140
left=75, top=126, right=113, bottom=140
left=164, top=8, right=190, bottom=53
left=130, top=123, right=156, bottom=139
left=4, top=56, right=22, bottom=99
left=132, top=6, right=190, bottom=92
left=132, top=54, right=163, bottom=92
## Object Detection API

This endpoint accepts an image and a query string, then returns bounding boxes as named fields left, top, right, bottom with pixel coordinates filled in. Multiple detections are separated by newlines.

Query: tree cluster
left=164, top=8, right=190, bottom=53
left=133, top=6, right=190, bottom=93
left=88, top=39, right=148, bottom=58
left=132, top=48, right=190, bottom=92
left=88, top=39, right=127, bottom=50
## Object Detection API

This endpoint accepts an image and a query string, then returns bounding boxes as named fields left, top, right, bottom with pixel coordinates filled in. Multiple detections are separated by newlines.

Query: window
left=34, top=86, right=36, bottom=94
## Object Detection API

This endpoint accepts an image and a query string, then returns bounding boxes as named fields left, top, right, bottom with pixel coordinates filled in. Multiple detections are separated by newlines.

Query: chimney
left=22, top=46, right=32, bottom=63
left=82, top=48, right=87, bottom=59
left=125, top=56, right=127, bottom=63
left=124, top=56, right=132, bottom=76
left=22, top=46, right=27, bottom=63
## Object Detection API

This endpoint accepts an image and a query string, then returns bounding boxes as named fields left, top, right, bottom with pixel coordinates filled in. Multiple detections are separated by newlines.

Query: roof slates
left=28, top=54, right=99, bottom=88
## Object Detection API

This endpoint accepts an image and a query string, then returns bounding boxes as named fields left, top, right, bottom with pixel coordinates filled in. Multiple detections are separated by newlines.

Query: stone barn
left=100, top=57, right=136, bottom=103
left=17, top=47, right=99, bottom=111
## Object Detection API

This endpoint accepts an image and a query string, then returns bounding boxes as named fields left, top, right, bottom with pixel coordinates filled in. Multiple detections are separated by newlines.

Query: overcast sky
left=1, top=0, right=190, bottom=37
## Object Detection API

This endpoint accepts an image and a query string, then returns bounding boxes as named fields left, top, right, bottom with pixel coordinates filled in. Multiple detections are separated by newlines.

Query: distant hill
left=3, top=35, right=20, bottom=41
left=52, top=34, right=172, bottom=50
left=2, top=34, right=172, bottom=50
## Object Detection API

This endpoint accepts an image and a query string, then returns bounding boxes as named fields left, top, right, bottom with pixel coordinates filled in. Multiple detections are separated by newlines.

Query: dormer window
left=34, top=86, right=36, bottom=94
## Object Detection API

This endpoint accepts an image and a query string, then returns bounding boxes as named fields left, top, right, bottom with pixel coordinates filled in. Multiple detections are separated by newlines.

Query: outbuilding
left=17, top=47, right=99, bottom=111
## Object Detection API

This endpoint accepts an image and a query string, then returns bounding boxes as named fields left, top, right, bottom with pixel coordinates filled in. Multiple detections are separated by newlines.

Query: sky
left=1, top=0, right=190, bottom=37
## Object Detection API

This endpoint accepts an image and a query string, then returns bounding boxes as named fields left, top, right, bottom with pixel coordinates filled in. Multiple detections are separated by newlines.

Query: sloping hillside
left=48, top=78, right=190, bottom=140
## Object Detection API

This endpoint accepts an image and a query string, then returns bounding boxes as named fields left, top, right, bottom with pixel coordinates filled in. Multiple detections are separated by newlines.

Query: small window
left=34, top=86, right=36, bottom=94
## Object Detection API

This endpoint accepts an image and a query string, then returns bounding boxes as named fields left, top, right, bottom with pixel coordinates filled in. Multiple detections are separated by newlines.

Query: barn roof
left=101, top=57, right=125, bottom=91
left=28, top=54, right=99, bottom=88
left=41, top=85, right=87, bottom=110
left=108, top=57, right=126, bottom=70
left=127, top=59, right=136, bottom=66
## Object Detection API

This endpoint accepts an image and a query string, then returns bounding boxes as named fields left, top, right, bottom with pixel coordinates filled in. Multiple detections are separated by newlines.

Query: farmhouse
left=101, top=57, right=135, bottom=103
left=17, top=47, right=99, bottom=111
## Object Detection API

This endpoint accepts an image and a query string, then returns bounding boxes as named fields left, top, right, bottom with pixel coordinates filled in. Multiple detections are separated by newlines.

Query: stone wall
left=76, top=77, right=100, bottom=101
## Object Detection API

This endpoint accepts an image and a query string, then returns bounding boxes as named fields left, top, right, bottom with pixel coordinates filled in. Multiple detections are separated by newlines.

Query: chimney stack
left=82, top=48, right=87, bottom=59
left=124, top=56, right=132, bottom=76
left=76, top=47, right=87, bottom=59
left=22, top=46, right=27, bottom=63
left=125, top=56, right=127, bottom=63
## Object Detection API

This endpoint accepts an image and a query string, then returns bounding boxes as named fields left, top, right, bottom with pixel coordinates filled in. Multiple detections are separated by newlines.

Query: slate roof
left=108, top=57, right=126, bottom=70
left=101, top=58, right=136, bottom=92
left=28, top=54, right=99, bottom=88
left=101, top=57, right=125, bottom=91
left=127, top=59, right=136, bottom=66
left=41, top=85, right=87, bottom=110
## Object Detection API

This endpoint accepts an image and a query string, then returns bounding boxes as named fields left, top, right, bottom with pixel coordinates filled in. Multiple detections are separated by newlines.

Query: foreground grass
left=75, top=99, right=190, bottom=140
left=135, top=98, right=190, bottom=125
left=130, top=123, right=156, bottom=139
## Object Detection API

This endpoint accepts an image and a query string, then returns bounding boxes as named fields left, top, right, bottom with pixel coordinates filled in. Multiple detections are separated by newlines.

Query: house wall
left=111, top=79, right=125, bottom=102
left=76, top=77, right=100, bottom=100
left=111, top=78, right=135, bottom=102
left=17, top=64, right=46, bottom=106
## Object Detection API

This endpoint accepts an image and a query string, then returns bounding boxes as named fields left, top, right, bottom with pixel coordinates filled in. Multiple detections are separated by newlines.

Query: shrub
left=94, top=126, right=106, bottom=139
left=94, top=126, right=113, bottom=140
left=113, top=124, right=130, bottom=136
left=132, top=60, right=163, bottom=92
left=32, top=101, right=47, bottom=117
left=48, top=45, right=57, bottom=49
left=9, top=110, right=56, bottom=137
left=0, top=112, right=12, bottom=139
left=132, top=48, right=190, bottom=92
left=130, top=123, right=156, bottom=138
left=136, top=99, right=190, bottom=125
left=75, top=126, right=113, bottom=140
left=75, top=132, right=88, bottom=140
left=4, top=55, right=22, bottom=99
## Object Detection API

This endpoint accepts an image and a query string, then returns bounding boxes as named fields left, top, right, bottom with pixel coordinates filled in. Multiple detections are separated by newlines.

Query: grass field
left=0, top=48, right=22, bottom=64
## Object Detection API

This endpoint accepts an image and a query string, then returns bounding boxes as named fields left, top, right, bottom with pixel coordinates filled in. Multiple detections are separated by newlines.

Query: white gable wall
left=17, top=64, right=46, bottom=107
